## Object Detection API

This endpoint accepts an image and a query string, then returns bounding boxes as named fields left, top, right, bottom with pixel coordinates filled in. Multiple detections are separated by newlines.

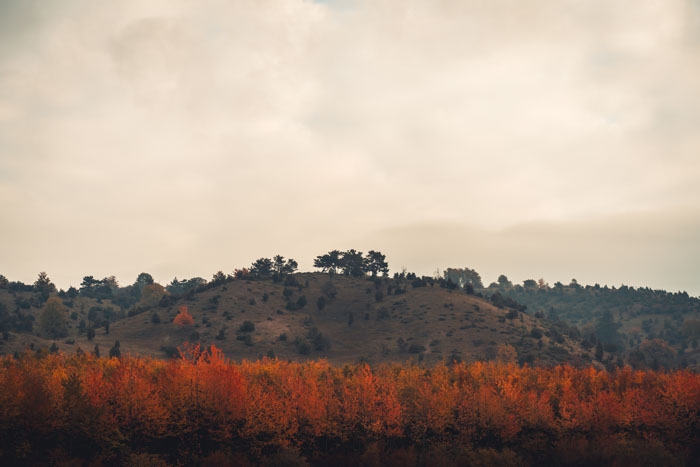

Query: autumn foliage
left=173, top=306, right=194, bottom=326
left=0, top=346, right=698, bottom=465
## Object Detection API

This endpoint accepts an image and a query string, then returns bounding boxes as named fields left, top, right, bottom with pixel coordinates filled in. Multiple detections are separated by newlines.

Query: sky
left=1, top=0, right=699, bottom=296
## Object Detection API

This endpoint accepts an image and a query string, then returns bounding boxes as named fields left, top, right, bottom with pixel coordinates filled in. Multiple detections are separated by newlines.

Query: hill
left=485, top=279, right=700, bottom=371
left=0, top=272, right=594, bottom=367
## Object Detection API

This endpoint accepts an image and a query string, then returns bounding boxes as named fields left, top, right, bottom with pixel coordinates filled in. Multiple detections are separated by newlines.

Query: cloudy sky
left=1, top=0, right=699, bottom=295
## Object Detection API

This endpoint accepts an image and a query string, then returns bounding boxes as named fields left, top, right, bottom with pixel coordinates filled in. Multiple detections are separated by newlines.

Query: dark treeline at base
left=0, top=344, right=698, bottom=466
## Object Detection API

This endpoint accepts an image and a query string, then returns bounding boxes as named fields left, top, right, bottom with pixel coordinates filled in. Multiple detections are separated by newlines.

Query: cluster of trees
left=488, top=276, right=700, bottom=369
left=444, top=268, right=484, bottom=290
left=313, top=249, right=388, bottom=278
left=0, top=347, right=697, bottom=465
left=248, top=255, right=298, bottom=281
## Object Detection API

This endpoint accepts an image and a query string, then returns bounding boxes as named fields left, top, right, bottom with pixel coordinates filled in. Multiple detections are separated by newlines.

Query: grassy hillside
left=0, top=273, right=595, bottom=367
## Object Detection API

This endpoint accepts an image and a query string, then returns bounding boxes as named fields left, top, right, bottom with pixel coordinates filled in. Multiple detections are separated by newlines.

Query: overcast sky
left=1, top=0, right=699, bottom=295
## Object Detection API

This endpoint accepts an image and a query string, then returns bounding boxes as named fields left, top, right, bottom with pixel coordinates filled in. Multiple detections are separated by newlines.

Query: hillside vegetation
left=1, top=271, right=589, bottom=368
left=483, top=277, right=700, bottom=371
left=1, top=253, right=698, bottom=371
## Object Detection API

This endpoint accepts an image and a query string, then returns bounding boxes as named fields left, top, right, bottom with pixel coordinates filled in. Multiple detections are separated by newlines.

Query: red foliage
left=173, top=306, right=194, bottom=326
left=0, top=348, right=698, bottom=464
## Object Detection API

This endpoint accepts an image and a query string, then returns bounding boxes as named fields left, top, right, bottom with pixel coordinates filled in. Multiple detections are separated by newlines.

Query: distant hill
left=485, top=279, right=700, bottom=370
left=0, top=272, right=594, bottom=367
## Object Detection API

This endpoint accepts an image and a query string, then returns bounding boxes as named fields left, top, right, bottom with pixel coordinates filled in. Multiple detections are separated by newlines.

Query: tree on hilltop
left=363, top=250, right=389, bottom=277
left=134, top=272, right=154, bottom=289
left=498, top=275, right=513, bottom=288
left=340, top=249, right=364, bottom=277
left=272, top=255, right=298, bottom=281
left=250, top=258, right=274, bottom=279
left=34, top=272, right=56, bottom=302
left=80, top=275, right=116, bottom=300
left=444, top=268, right=483, bottom=289
left=314, top=249, right=389, bottom=278
left=314, top=250, right=343, bottom=275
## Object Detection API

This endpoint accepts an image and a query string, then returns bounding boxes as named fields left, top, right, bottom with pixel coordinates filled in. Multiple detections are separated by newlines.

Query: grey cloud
left=1, top=0, right=698, bottom=295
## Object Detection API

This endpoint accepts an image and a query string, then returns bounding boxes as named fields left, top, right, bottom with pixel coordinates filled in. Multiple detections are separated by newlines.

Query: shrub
left=294, top=336, right=310, bottom=355
left=239, top=320, right=255, bottom=333
left=321, top=281, right=337, bottom=299
left=237, top=334, right=253, bottom=346
left=284, top=275, right=300, bottom=288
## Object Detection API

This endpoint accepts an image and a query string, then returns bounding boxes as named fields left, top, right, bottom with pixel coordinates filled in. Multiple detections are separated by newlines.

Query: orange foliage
left=0, top=349, right=698, bottom=464
left=173, top=306, right=194, bottom=326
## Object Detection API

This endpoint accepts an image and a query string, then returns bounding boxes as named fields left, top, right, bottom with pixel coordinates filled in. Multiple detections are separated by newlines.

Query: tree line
left=0, top=345, right=697, bottom=465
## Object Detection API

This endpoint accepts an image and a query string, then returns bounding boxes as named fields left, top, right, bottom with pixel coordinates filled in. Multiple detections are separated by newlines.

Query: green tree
left=211, top=271, right=228, bottom=285
left=595, top=309, right=622, bottom=348
left=34, top=271, right=56, bottom=302
left=250, top=258, right=274, bottom=279
left=135, top=272, right=154, bottom=288
left=39, top=297, right=68, bottom=339
left=272, top=255, right=298, bottom=281
left=340, top=249, right=364, bottom=277
left=444, top=268, right=483, bottom=289
left=313, top=250, right=343, bottom=275
left=79, top=276, right=113, bottom=300
left=363, top=250, right=389, bottom=277
left=498, top=274, right=513, bottom=287
left=109, top=340, right=121, bottom=358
